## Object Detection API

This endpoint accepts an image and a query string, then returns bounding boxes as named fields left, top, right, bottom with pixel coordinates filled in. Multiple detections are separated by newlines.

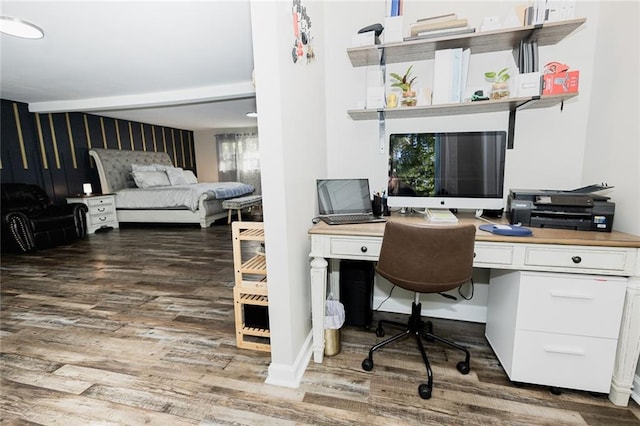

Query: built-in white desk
left=309, top=213, right=640, bottom=406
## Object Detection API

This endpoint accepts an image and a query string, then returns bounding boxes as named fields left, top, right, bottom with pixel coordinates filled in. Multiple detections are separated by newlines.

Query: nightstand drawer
left=330, top=238, right=381, bottom=259
left=88, top=204, right=114, bottom=215
left=88, top=212, right=117, bottom=225
left=87, top=197, right=114, bottom=207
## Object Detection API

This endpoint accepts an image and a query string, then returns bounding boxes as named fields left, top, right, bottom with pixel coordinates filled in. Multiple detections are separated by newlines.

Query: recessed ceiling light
left=246, top=112, right=258, bottom=118
left=0, top=16, right=44, bottom=39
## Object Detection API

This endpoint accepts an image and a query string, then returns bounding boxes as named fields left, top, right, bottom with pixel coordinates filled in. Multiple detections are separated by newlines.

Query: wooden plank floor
left=2, top=223, right=639, bottom=425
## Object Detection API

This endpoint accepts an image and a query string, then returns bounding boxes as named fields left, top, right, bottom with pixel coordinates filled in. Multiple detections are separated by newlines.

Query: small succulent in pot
left=484, top=67, right=511, bottom=100
left=484, top=67, right=511, bottom=83
left=390, top=65, right=418, bottom=106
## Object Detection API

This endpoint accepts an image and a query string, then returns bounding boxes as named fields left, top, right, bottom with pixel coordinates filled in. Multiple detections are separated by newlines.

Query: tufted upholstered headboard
left=89, top=148, right=175, bottom=193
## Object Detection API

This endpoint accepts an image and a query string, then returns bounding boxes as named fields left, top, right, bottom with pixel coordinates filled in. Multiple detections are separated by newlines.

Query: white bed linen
left=115, top=182, right=254, bottom=212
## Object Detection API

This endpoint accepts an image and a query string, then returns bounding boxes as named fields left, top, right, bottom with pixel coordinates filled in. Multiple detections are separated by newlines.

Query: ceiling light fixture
left=0, top=16, right=44, bottom=39
left=246, top=112, right=258, bottom=118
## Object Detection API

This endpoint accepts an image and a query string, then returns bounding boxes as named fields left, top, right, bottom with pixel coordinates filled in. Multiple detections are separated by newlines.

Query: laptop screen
left=317, top=179, right=373, bottom=215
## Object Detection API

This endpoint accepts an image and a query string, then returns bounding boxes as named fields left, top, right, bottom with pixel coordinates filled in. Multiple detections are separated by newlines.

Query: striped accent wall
left=0, top=99, right=195, bottom=204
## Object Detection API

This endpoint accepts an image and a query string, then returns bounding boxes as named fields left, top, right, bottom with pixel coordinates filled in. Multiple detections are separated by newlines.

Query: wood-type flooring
left=2, top=222, right=639, bottom=425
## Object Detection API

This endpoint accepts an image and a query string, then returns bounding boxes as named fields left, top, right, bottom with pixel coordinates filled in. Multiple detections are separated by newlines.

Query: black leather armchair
left=1, top=183, right=88, bottom=253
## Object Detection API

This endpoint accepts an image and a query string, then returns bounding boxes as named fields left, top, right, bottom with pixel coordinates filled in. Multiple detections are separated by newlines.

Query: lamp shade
left=83, top=183, right=92, bottom=195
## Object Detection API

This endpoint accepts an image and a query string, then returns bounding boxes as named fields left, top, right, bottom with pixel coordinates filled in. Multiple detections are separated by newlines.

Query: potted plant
left=484, top=67, right=511, bottom=100
left=390, top=65, right=418, bottom=106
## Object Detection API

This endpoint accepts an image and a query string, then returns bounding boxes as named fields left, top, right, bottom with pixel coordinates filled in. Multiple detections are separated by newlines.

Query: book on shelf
left=426, top=208, right=458, bottom=223
left=432, top=48, right=470, bottom=105
left=450, top=48, right=463, bottom=103
left=513, top=39, right=539, bottom=74
left=432, top=49, right=453, bottom=105
left=409, top=18, right=468, bottom=37
left=404, top=26, right=475, bottom=42
left=416, top=12, right=456, bottom=24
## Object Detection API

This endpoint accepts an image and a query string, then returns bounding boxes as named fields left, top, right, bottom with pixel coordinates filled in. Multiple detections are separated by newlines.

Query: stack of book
left=513, top=39, right=539, bottom=73
left=405, top=13, right=475, bottom=41
left=425, top=208, right=458, bottom=223
left=432, top=47, right=470, bottom=104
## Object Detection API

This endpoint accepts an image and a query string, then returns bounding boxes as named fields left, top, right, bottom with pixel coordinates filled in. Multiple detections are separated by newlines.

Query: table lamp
left=83, top=183, right=92, bottom=196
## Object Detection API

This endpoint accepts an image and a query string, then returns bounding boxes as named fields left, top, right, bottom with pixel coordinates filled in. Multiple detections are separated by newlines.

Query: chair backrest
left=376, top=221, right=476, bottom=294
left=1, top=183, right=52, bottom=214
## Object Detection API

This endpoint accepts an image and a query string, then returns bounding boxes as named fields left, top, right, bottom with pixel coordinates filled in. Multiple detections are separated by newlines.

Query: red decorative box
left=542, top=70, right=580, bottom=95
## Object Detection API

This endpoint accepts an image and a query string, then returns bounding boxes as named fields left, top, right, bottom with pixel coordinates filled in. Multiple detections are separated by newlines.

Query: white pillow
left=132, top=170, right=171, bottom=188
left=166, top=167, right=199, bottom=185
left=183, top=170, right=198, bottom=184
left=131, top=163, right=170, bottom=172
left=166, top=167, right=188, bottom=185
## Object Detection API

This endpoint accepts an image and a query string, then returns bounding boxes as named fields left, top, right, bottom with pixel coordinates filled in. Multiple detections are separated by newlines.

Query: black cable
left=458, top=278, right=475, bottom=300
left=374, top=284, right=396, bottom=311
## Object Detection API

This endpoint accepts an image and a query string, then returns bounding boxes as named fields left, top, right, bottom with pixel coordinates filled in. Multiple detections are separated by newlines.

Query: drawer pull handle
left=97, top=207, right=106, bottom=212
left=571, top=256, right=582, bottom=264
left=543, top=346, right=585, bottom=356
left=473, top=252, right=476, bottom=258
left=99, top=217, right=107, bottom=222
left=550, top=291, right=594, bottom=300
left=360, top=246, right=368, bottom=253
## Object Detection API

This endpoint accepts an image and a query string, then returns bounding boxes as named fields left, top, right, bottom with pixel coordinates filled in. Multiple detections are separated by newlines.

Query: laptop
left=316, top=178, right=386, bottom=225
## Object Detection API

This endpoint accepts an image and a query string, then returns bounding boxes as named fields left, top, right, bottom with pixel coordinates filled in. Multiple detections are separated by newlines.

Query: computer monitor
left=387, top=131, right=507, bottom=211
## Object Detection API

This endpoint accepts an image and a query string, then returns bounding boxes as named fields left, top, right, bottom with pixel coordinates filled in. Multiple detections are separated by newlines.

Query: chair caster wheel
left=418, top=383, right=432, bottom=399
left=362, top=358, right=374, bottom=371
left=550, top=387, right=562, bottom=395
left=375, top=327, right=385, bottom=337
left=456, top=361, right=470, bottom=375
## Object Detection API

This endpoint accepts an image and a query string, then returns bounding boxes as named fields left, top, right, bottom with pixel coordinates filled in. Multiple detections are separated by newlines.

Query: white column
left=609, top=277, right=640, bottom=406
left=310, top=256, right=328, bottom=363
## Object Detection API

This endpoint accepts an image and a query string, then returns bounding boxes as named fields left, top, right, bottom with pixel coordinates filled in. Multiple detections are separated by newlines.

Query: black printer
left=507, top=186, right=615, bottom=232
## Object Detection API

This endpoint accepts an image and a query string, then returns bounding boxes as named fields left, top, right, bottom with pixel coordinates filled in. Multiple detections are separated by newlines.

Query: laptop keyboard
left=323, top=214, right=385, bottom=224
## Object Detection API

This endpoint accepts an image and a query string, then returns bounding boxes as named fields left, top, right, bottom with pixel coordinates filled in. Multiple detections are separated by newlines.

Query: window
left=216, top=133, right=261, bottom=194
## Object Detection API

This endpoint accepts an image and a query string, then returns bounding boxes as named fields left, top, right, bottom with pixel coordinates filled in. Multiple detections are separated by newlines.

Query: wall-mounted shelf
left=348, top=93, right=579, bottom=149
left=347, top=18, right=586, bottom=67
left=346, top=18, right=586, bottom=149
left=347, top=93, right=577, bottom=121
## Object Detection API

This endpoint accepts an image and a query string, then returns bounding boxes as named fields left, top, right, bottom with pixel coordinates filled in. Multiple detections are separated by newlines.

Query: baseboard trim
left=632, top=373, right=640, bottom=405
left=265, top=332, right=313, bottom=388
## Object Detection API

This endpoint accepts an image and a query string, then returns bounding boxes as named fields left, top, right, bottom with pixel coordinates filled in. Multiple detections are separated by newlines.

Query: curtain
left=216, top=132, right=261, bottom=195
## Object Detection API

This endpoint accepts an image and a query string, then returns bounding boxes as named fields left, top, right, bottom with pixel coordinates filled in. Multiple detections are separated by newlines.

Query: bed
left=89, top=148, right=255, bottom=228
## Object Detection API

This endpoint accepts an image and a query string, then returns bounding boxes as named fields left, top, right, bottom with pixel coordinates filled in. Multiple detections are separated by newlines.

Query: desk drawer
left=524, top=246, right=629, bottom=271
left=474, top=243, right=514, bottom=265
left=516, top=272, right=626, bottom=338
left=330, top=238, right=381, bottom=258
left=511, top=330, right=617, bottom=393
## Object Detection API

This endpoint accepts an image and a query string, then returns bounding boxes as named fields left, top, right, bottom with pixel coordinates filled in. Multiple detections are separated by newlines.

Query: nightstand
left=66, top=194, right=119, bottom=234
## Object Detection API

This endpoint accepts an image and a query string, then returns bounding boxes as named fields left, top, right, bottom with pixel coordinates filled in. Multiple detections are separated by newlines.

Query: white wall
left=583, top=1, right=639, bottom=236
left=582, top=0, right=640, bottom=397
left=193, top=130, right=219, bottom=182
left=250, top=0, right=327, bottom=386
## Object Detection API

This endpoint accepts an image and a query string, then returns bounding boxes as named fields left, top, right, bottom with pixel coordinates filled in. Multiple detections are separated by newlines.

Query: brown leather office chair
left=361, top=221, right=476, bottom=399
